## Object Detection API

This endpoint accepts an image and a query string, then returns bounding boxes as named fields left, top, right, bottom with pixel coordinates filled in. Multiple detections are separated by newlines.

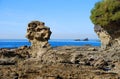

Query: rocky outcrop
left=94, top=25, right=112, bottom=50
left=1, top=21, right=120, bottom=79
left=94, top=25, right=120, bottom=50
left=1, top=46, right=120, bottom=79
left=83, top=38, right=89, bottom=41
left=26, top=21, right=52, bottom=58
left=16, top=46, right=120, bottom=79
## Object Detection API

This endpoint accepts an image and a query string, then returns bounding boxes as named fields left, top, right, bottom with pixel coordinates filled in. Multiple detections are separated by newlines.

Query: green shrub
left=90, top=0, right=120, bottom=27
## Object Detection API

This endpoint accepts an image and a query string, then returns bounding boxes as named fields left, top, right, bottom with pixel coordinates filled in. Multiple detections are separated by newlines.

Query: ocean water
left=0, top=39, right=101, bottom=49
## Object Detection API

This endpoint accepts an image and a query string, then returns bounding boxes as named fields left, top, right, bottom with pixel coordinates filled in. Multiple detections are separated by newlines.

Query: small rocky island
left=0, top=21, right=120, bottom=79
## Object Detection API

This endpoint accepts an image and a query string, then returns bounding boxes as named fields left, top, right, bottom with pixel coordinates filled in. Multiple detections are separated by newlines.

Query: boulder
left=26, top=21, right=52, bottom=58
left=88, top=47, right=96, bottom=51
left=83, top=38, right=89, bottom=41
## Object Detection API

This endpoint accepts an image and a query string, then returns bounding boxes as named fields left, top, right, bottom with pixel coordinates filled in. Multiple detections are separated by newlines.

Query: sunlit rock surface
left=94, top=25, right=120, bottom=50
left=0, top=21, right=120, bottom=79
left=26, top=21, right=52, bottom=57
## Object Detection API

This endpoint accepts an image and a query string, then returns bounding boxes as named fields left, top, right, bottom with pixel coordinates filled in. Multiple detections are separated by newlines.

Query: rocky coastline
left=0, top=21, right=120, bottom=79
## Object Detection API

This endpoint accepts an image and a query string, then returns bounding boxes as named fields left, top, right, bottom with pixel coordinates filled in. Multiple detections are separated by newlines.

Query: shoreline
left=0, top=45, right=120, bottom=79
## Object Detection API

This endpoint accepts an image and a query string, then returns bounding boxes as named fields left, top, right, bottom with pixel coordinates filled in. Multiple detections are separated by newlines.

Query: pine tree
left=90, top=0, right=120, bottom=28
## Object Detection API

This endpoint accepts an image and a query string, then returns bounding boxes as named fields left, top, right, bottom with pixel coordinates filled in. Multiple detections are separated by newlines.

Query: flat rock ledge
left=0, top=46, right=120, bottom=79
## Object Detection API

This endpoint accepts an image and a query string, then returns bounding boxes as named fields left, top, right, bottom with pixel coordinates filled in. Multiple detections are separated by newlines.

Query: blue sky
left=0, top=0, right=100, bottom=39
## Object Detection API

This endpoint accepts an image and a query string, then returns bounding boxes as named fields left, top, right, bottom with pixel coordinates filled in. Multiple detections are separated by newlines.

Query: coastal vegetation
left=90, top=0, right=120, bottom=27
left=90, top=0, right=120, bottom=49
left=1, top=0, right=120, bottom=79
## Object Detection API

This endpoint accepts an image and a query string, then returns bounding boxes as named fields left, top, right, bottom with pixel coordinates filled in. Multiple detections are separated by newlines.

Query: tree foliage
left=90, top=0, right=120, bottom=27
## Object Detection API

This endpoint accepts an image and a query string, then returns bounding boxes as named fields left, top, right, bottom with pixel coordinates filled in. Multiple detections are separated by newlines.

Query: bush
left=90, top=0, right=120, bottom=27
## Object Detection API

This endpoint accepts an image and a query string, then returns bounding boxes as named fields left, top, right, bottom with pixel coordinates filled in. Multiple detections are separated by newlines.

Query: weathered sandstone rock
left=1, top=21, right=120, bottom=79
left=94, top=25, right=120, bottom=50
left=26, top=21, right=52, bottom=58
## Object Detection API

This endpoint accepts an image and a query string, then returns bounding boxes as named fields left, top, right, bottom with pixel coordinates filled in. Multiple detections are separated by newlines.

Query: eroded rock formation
left=94, top=25, right=120, bottom=50
left=1, top=20, right=120, bottom=79
left=26, top=21, right=52, bottom=57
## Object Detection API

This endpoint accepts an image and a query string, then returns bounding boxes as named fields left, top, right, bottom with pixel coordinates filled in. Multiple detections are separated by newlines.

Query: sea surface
left=0, top=39, right=101, bottom=49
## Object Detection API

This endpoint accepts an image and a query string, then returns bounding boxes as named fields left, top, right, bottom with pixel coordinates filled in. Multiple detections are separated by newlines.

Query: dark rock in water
left=83, top=38, right=89, bottom=41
